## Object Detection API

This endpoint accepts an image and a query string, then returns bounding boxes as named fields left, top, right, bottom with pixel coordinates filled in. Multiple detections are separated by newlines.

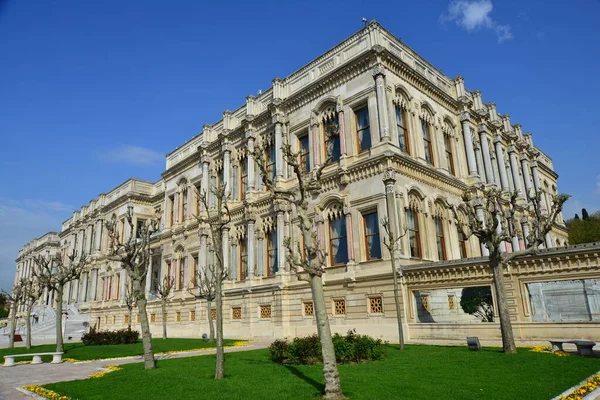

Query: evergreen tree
left=582, top=208, right=589, bottom=220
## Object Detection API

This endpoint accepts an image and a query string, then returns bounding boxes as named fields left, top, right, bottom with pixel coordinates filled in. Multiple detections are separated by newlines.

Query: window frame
left=444, top=134, right=455, bottom=175
left=362, top=211, right=382, bottom=260
left=298, top=132, right=311, bottom=173
left=395, top=105, right=410, bottom=154
left=421, top=120, right=434, bottom=165
left=433, top=216, right=447, bottom=261
left=239, top=238, right=247, bottom=281
left=355, top=106, right=371, bottom=153
left=328, top=214, right=349, bottom=266
left=267, top=228, right=278, bottom=276
left=406, top=208, right=422, bottom=258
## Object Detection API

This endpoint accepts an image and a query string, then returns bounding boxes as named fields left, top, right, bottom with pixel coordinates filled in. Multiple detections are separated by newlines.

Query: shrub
left=269, top=330, right=385, bottom=365
left=82, top=328, right=140, bottom=346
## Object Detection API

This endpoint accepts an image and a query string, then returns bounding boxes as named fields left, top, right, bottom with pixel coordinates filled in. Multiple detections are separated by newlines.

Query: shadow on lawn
left=283, top=365, right=324, bottom=393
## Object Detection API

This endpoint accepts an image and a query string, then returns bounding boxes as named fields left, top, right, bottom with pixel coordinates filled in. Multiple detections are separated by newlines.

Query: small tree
left=33, top=249, right=87, bottom=353
left=21, top=278, right=44, bottom=349
left=460, top=286, right=494, bottom=322
left=2, top=279, right=26, bottom=349
left=194, top=179, right=231, bottom=380
left=156, top=276, right=174, bottom=340
left=251, top=127, right=345, bottom=399
left=454, top=186, right=568, bottom=353
left=187, top=258, right=218, bottom=341
left=105, top=206, right=159, bottom=369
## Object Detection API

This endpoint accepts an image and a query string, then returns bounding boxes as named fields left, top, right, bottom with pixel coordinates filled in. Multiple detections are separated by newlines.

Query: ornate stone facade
left=15, top=22, right=595, bottom=341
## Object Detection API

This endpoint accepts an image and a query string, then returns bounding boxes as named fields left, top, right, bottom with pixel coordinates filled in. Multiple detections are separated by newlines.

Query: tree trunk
left=55, top=285, right=64, bottom=353
left=390, top=255, right=405, bottom=350
left=137, top=296, right=156, bottom=369
left=161, top=299, right=167, bottom=339
left=490, top=251, right=517, bottom=354
left=8, top=301, right=17, bottom=349
left=214, top=275, right=224, bottom=379
left=25, top=301, right=33, bottom=349
left=310, top=274, right=345, bottom=400
left=207, top=299, right=215, bottom=341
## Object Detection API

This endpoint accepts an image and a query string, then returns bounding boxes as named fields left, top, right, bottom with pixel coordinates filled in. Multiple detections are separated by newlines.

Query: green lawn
left=0, top=338, right=237, bottom=362
left=44, top=346, right=600, bottom=400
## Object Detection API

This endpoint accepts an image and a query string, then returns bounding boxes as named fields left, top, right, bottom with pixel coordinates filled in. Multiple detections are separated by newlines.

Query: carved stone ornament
left=473, top=197, right=485, bottom=207
left=507, top=145, right=517, bottom=154
left=314, top=214, right=325, bottom=224
left=372, top=63, right=385, bottom=78
left=382, top=168, right=397, bottom=185
left=519, top=154, right=529, bottom=162
left=343, top=206, right=350, bottom=216
left=336, top=95, right=344, bottom=113
left=493, top=135, right=502, bottom=144
left=244, top=211, right=257, bottom=223
left=460, top=112, right=471, bottom=122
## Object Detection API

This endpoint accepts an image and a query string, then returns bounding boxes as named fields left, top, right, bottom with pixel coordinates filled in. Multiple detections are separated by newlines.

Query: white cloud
left=99, top=145, right=163, bottom=166
left=440, top=0, right=513, bottom=43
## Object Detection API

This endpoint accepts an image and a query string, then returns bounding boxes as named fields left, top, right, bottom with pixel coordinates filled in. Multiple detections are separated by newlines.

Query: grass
left=0, top=338, right=238, bottom=362
left=43, top=345, right=600, bottom=399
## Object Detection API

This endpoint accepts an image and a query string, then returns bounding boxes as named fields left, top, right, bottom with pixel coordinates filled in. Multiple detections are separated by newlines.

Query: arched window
left=239, top=237, right=247, bottom=280
left=444, top=133, right=455, bottom=175
left=322, top=106, right=341, bottom=162
left=433, top=202, right=447, bottom=261
left=395, top=105, right=410, bottom=154
left=267, top=227, right=278, bottom=276
left=406, top=192, right=423, bottom=258
left=327, top=206, right=348, bottom=265
left=355, top=106, right=371, bottom=152
left=421, top=120, right=434, bottom=164
left=297, top=131, right=310, bottom=173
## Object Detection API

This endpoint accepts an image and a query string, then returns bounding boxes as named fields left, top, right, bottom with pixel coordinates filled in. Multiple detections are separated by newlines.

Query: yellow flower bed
left=560, top=373, right=600, bottom=400
left=22, top=385, right=70, bottom=400
left=87, top=365, right=122, bottom=379
left=528, top=346, right=570, bottom=356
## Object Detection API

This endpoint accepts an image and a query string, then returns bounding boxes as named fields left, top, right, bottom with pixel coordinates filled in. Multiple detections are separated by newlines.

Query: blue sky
left=1, top=0, right=599, bottom=291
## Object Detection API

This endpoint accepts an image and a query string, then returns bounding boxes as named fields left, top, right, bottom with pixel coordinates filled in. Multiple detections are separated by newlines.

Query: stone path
left=0, top=341, right=270, bottom=400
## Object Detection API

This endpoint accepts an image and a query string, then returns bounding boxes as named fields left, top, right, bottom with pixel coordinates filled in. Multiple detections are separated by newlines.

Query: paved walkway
left=0, top=341, right=270, bottom=400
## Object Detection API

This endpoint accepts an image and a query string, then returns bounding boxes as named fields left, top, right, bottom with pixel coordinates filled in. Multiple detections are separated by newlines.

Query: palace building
left=14, top=22, right=599, bottom=341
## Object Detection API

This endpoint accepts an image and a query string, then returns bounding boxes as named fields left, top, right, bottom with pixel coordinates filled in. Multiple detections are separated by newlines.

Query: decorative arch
left=176, top=177, right=188, bottom=186
left=407, top=189, right=425, bottom=212
left=314, top=95, right=337, bottom=115
left=393, top=85, right=412, bottom=109
left=420, top=101, right=436, bottom=124
left=442, top=116, right=457, bottom=137
left=320, top=193, right=347, bottom=212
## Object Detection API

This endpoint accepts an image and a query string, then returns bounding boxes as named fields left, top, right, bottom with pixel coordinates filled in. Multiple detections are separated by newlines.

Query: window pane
left=329, top=216, right=349, bottom=265
left=357, top=107, right=369, bottom=129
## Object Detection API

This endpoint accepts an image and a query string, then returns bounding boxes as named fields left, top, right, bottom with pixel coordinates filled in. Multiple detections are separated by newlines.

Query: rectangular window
left=329, top=215, right=349, bottom=265
left=334, top=299, right=346, bottom=315
left=369, top=297, right=383, bottom=314
left=298, top=133, right=310, bottom=173
left=239, top=238, right=247, bottom=280
left=124, top=314, right=129, bottom=324
left=260, top=305, right=272, bottom=319
left=444, top=135, right=455, bottom=175
left=192, top=255, right=199, bottom=287
left=182, top=188, right=188, bottom=220
left=434, top=217, right=447, bottom=261
left=210, top=175, right=217, bottom=207
left=179, top=257, right=186, bottom=290
left=135, top=219, right=146, bottom=239
left=195, top=184, right=201, bottom=215
left=355, top=106, right=371, bottom=152
left=303, top=301, right=314, bottom=317
left=136, top=314, right=140, bottom=323
left=169, top=196, right=175, bottom=226
left=190, top=311, right=196, bottom=321
left=406, top=209, right=422, bottom=258
left=176, top=311, right=181, bottom=322
left=324, top=115, right=341, bottom=162
left=150, top=313, right=156, bottom=323
left=112, top=315, right=116, bottom=324
left=457, top=227, right=468, bottom=259
left=240, top=159, right=248, bottom=201
left=267, top=228, right=278, bottom=276
left=211, top=309, right=216, bottom=320
left=232, top=307, right=242, bottom=320
left=395, top=105, right=410, bottom=154
left=363, top=211, right=382, bottom=260
left=266, top=143, right=276, bottom=180
left=421, top=120, right=434, bottom=164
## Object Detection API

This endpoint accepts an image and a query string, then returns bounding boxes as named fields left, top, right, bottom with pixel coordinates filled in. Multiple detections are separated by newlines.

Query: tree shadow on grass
left=283, top=365, right=324, bottom=394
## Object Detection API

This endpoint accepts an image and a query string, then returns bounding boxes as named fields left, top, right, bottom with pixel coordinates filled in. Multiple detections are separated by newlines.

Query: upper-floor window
left=298, top=133, right=310, bottom=173
left=169, top=196, right=175, bottom=226
left=324, top=114, right=341, bottom=162
left=266, top=143, right=276, bottom=181
left=329, top=214, right=349, bottom=265
left=421, top=120, right=434, bottom=164
left=267, top=228, right=278, bottom=276
left=239, top=238, right=247, bottom=280
left=406, top=208, right=422, bottom=258
left=395, top=105, right=410, bottom=154
left=433, top=217, right=447, bottom=261
left=240, top=158, right=248, bottom=201
left=182, top=188, right=188, bottom=220
left=457, top=227, right=468, bottom=259
left=355, top=106, right=371, bottom=152
left=192, top=255, right=199, bottom=287
left=136, top=219, right=146, bottom=239
left=194, top=183, right=201, bottom=215
left=444, top=135, right=455, bottom=175
left=363, top=211, right=381, bottom=260
left=178, top=257, right=186, bottom=290
left=209, top=175, right=217, bottom=207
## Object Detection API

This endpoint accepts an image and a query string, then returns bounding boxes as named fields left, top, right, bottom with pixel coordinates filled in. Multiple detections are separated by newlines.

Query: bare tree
left=250, top=128, right=345, bottom=399
left=380, top=217, right=407, bottom=350
left=156, top=275, right=174, bottom=340
left=2, top=279, right=26, bottom=349
left=454, top=186, right=569, bottom=353
left=33, top=249, right=87, bottom=353
left=21, top=278, right=44, bottom=349
left=105, top=205, right=158, bottom=369
left=124, top=279, right=137, bottom=331
left=187, top=261, right=218, bottom=341
left=194, top=180, right=231, bottom=380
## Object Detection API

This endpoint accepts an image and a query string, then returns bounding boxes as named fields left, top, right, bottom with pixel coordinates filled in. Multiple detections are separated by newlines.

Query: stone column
left=199, top=228, right=208, bottom=277
left=274, top=114, right=284, bottom=178
left=494, top=136, right=510, bottom=192
left=478, top=125, right=494, bottom=184
left=173, top=192, right=180, bottom=224
left=145, top=257, right=153, bottom=298
left=344, top=207, right=354, bottom=262
left=276, top=209, right=285, bottom=273
left=90, top=269, right=98, bottom=301
left=222, top=145, right=231, bottom=196
left=530, top=160, right=547, bottom=212
left=521, top=217, right=530, bottom=247
left=120, top=269, right=127, bottom=304
left=373, top=64, right=390, bottom=141
left=506, top=160, right=515, bottom=192
left=474, top=143, right=485, bottom=181
left=545, top=233, right=553, bottom=249
left=202, top=161, right=210, bottom=204
left=508, top=146, right=523, bottom=197
left=81, top=272, right=89, bottom=303
left=222, top=227, right=230, bottom=279
left=256, top=231, right=264, bottom=276
left=246, top=133, right=255, bottom=190
left=511, top=235, right=520, bottom=253
left=337, top=98, right=347, bottom=156
left=383, top=169, right=401, bottom=257
left=247, top=215, right=256, bottom=279
left=94, top=219, right=103, bottom=252
left=315, top=214, right=325, bottom=261
left=474, top=198, right=489, bottom=256
left=311, top=112, right=321, bottom=166
left=520, top=154, right=533, bottom=197
left=460, top=113, right=478, bottom=176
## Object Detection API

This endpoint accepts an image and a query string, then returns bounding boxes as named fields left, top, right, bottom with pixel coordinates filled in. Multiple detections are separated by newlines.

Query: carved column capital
left=382, top=168, right=397, bottom=186
left=460, top=112, right=471, bottom=122
left=372, top=63, right=386, bottom=78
